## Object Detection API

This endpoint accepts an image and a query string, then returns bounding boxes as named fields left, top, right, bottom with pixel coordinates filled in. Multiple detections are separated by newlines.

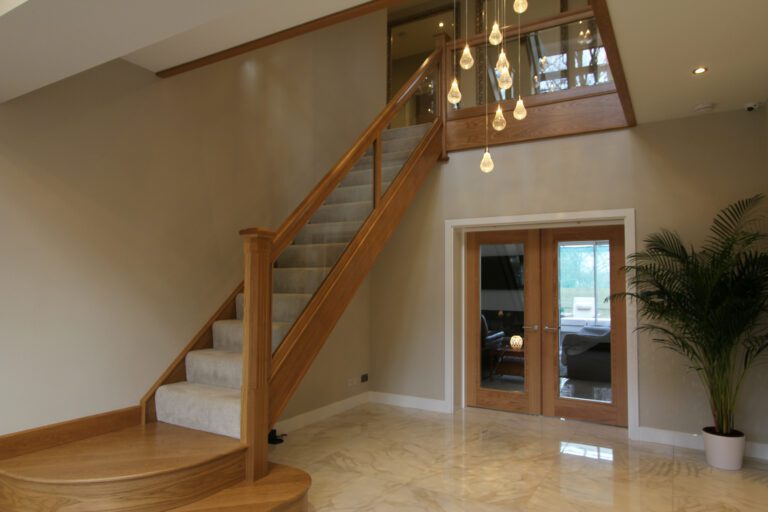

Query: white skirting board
left=274, top=392, right=767, bottom=462
left=632, top=426, right=768, bottom=461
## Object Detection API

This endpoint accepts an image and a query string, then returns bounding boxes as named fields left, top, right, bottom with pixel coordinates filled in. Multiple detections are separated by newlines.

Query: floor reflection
left=269, top=403, right=768, bottom=511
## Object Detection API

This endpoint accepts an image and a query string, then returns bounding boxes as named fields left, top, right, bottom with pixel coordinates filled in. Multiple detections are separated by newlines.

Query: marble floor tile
left=269, top=404, right=768, bottom=511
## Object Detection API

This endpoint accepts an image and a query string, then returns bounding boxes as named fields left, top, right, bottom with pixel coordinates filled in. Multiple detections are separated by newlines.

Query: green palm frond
left=615, top=195, right=768, bottom=435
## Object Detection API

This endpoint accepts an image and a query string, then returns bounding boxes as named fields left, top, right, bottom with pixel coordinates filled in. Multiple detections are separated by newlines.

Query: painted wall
left=370, top=110, right=768, bottom=442
left=0, top=11, right=386, bottom=435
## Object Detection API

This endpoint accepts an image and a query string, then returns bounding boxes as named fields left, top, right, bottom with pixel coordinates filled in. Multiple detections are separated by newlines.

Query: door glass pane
left=557, top=240, right=612, bottom=403
left=479, top=243, right=526, bottom=393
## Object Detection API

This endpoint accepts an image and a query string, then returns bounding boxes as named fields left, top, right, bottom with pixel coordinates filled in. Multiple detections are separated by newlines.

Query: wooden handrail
left=237, top=37, right=448, bottom=481
left=243, top=46, right=443, bottom=259
left=447, top=7, right=593, bottom=51
left=268, top=119, right=444, bottom=425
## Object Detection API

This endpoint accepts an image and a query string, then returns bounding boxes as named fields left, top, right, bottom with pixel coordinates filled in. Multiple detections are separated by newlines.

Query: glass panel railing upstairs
left=269, top=48, right=443, bottom=355
left=451, top=16, right=612, bottom=111
left=381, top=66, right=438, bottom=197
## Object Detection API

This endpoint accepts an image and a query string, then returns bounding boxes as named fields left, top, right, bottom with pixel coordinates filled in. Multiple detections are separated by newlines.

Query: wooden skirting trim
left=141, top=284, right=244, bottom=423
left=445, top=92, right=628, bottom=152
left=0, top=406, right=140, bottom=461
left=157, top=0, right=406, bottom=78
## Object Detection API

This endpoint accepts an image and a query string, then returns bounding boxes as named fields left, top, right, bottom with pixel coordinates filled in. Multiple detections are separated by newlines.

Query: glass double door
left=465, top=226, right=627, bottom=427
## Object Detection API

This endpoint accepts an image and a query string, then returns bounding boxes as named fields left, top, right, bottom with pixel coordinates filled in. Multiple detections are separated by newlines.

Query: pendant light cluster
left=447, top=1, right=529, bottom=173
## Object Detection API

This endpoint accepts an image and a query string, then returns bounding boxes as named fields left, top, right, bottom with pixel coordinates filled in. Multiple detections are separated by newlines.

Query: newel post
left=240, top=228, right=274, bottom=482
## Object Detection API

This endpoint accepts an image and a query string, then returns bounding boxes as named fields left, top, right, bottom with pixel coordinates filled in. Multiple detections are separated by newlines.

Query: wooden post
left=240, top=228, right=274, bottom=482
left=373, top=136, right=383, bottom=207
left=434, top=33, right=449, bottom=161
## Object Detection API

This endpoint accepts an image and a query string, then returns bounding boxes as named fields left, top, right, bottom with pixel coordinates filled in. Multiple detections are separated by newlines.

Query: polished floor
left=269, top=403, right=768, bottom=511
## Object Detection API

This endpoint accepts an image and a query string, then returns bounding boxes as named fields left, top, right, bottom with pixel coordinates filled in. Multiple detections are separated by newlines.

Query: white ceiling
left=606, top=0, right=768, bottom=123
left=1, top=0, right=767, bottom=124
left=124, top=0, right=369, bottom=72
left=0, top=0, right=367, bottom=102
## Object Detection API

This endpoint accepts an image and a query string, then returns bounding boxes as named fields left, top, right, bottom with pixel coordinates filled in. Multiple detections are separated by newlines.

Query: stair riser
left=212, top=321, right=288, bottom=353
left=341, top=166, right=401, bottom=187
left=311, top=203, right=372, bottom=224
left=325, top=185, right=373, bottom=205
left=354, top=150, right=412, bottom=169
left=273, top=268, right=330, bottom=293
left=186, top=351, right=242, bottom=389
left=294, top=223, right=359, bottom=244
left=155, top=384, right=241, bottom=439
left=362, top=136, right=425, bottom=155
left=381, top=123, right=432, bottom=141
left=278, top=244, right=347, bottom=267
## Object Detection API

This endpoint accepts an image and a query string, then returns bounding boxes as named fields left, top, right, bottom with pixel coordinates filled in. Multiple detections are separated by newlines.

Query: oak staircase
left=0, top=43, right=447, bottom=512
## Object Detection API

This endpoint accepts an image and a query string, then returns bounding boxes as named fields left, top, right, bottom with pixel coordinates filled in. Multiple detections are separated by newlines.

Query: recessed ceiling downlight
left=693, top=66, right=708, bottom=75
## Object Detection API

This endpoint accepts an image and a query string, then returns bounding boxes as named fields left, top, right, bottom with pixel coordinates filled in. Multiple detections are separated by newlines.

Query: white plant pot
left=702, top=427, right=745, bottom=470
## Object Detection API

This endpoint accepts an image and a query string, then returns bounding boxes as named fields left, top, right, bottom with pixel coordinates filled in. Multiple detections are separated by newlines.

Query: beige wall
left=0, top=11, right=386, bottom=435
left=370, top=110, right=768, bottom=442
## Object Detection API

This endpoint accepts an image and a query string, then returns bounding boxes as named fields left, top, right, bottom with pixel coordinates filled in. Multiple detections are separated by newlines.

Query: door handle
left=543, top=325, right=559, bottom=333
left=522, top=324, right=539, bottom=332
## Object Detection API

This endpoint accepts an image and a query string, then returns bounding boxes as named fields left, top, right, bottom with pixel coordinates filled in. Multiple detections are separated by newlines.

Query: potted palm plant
left=619, top=194, right=768, bottom=470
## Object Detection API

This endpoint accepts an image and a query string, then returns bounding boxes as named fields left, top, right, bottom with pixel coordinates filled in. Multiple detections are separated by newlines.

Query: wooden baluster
left=240, top=228, right=274, bottom=482
left=435, top=33, right=449, bottom=161
left=373, top=136, right=382, bottom=207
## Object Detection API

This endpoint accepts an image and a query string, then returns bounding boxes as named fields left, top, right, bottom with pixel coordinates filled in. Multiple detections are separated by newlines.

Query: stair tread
left=0, top=423, right=242, bottom=483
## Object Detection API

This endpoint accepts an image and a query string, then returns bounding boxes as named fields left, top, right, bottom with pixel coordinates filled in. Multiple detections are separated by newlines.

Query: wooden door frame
left=540, top=225, right=628, bottom=426
left=447, top=210, right=637, bottom=432
left=465, top=229, right=542, bottom=414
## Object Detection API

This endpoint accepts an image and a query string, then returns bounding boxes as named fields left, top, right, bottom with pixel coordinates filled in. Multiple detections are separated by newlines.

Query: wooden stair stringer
left=268, top=120, right=443, bottom=425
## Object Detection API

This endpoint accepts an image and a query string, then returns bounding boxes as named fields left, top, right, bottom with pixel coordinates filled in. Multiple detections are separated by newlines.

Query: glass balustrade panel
left=382, top=67, right=438, bottom=197
left=451, top=17, right=612, bottom=111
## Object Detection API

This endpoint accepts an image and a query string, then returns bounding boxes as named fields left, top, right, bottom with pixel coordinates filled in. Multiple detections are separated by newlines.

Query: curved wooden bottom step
left=0, top=423, right=246, bottom=512
left=171, top=464, right=311, bottom=512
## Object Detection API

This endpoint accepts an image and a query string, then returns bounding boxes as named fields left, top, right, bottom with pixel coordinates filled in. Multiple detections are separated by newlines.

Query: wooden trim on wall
left=447, top=83, right=616, bottom=121
left=0, top=407, right=141, bottom=461
left=448, top=7, right=593, bottom=51
left=157, top=0, right=407, bottom=78
left=140, top=284, right=243, bottom=423
left=590, top=0, right=636, bottom=126
left=446, top=92, right=627, bottom=152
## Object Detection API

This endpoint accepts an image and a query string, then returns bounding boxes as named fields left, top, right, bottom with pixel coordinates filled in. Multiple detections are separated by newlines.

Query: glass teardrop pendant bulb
left=459, top=44, right=474, bottom=70
left=495, top=48, right=510, bottom=73
left=513, top=97, right=527, bottom=120
left=498, top=67, right=513, bottom=90
left=513, top=0, right=528, bottom=14
left=492, top=104, right=507, bottom=131
left=447, top=78, right=462, bottom=105
left=480, top=150, right=495, bottom=173
left=489, top=22, right=503, bottom=46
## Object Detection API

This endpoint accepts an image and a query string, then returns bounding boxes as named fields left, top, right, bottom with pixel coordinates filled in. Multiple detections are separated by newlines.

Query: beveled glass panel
left=557, top=240, right=612, bottom=402
left=479, top=243, right=526, bottom=393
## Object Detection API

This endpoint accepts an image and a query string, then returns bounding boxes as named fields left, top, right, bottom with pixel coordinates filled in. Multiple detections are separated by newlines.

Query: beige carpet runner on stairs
left=155, top=123, right=431, bottom=438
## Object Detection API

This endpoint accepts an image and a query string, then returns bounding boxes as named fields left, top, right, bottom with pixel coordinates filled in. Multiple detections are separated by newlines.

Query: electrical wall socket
left=346, top=378, right=355, bottom=387
left=360, top=373, right=369, bottom=383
